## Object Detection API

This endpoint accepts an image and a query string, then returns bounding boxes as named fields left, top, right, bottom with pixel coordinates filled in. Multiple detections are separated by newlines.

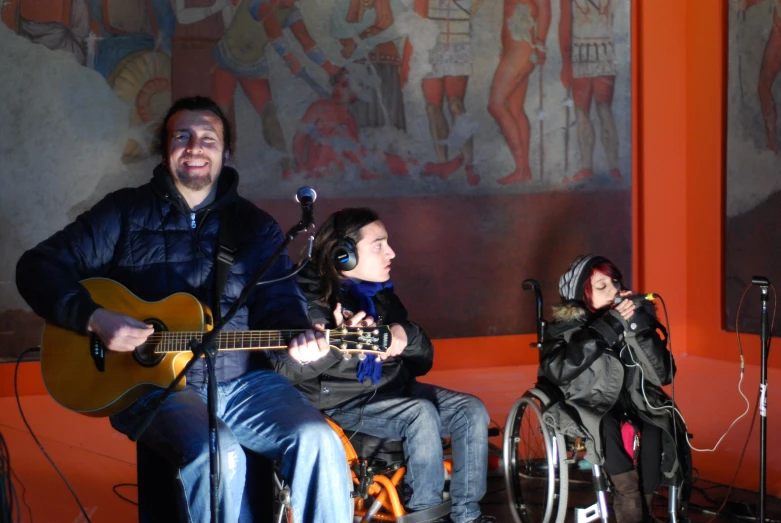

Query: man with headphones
left=275, top=207, right=497, bottom=523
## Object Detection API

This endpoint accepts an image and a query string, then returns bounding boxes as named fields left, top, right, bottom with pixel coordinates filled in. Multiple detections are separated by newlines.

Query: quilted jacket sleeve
left=16, top=192, right=125, bottom=334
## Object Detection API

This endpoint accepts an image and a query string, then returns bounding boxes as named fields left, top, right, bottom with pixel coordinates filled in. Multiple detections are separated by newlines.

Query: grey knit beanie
left=558, top=254, right=611, bottom=301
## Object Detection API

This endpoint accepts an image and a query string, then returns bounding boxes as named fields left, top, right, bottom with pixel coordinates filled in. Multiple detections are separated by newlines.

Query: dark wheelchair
left=502, top=280, right=693, bottom=523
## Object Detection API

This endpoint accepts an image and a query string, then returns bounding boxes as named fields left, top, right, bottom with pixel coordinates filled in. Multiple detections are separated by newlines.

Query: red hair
left=582, top=260, right=623, bottom=310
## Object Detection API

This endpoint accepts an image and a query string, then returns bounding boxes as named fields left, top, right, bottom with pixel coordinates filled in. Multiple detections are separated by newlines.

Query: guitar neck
left=151, top=329, right=307, bottom=353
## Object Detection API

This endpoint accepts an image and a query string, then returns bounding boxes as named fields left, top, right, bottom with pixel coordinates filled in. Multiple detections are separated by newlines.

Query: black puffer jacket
left=272, top=266, right=434, bottom=410
left=540, top=300, right=690, bottom=488
left=16, top=165, right=310, bottom=386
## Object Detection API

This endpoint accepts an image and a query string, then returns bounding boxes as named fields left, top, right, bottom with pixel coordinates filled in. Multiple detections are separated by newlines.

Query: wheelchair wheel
left=504, top=390, right=568, bottom=523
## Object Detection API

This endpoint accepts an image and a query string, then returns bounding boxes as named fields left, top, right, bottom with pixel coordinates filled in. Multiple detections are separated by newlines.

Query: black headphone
left=331, top=211, right=358, bottom=271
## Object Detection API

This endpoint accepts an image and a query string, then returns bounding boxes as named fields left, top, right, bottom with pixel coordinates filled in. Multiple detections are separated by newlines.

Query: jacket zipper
left=194, top=209, right=211, bottom=235
left=192, top=209, right=212, bottom=265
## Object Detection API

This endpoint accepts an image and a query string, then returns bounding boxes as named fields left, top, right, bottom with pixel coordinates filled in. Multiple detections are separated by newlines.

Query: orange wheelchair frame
left=326, top=418, right=453, bottom=522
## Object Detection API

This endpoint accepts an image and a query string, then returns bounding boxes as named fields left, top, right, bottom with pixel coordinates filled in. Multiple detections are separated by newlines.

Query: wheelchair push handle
left=522, top=279, right=546, bottom=349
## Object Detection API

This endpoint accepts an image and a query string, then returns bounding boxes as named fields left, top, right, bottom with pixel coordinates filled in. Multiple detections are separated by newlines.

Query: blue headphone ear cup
left=332, top=237, right=358, bottom=271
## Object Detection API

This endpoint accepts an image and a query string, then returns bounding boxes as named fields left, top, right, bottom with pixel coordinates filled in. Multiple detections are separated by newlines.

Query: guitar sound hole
left=133, top=318, right=166, bottom=368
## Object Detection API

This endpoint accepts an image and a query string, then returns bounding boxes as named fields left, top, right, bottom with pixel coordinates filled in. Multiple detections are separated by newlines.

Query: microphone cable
left=701, top=283, right=777, bottom=523
left=618, top=284, right=774, bottom=522
left=620, top=292, right=756, bottom=453
left=617, top=289, right=763, bottom=453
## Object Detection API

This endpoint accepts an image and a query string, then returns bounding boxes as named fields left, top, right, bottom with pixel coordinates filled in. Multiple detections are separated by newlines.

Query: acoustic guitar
left=41, top=278, right=391, bottom=417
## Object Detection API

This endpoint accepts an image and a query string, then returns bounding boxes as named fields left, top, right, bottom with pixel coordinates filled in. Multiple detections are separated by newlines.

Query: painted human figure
left=487, top=0, right=551, bottom=184
left=171, top=0, right=233, bottom=100
left=211, top=0, right=341, bottom=176
left=414, top=0, right=483, bottom=186
left=2, top=0, right=91, bottom=65
left=292, top=70, right=463, bottom=179
left=559, top=0, right=622, bottom=183
left=739, top=0, right=781, bottom=152
left=331, top=0, right=411, bottom=131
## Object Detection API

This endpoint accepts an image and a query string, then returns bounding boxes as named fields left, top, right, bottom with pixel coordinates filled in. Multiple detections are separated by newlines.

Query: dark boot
left=610, top=470, right=644, bottom=523
left=645, top=493, right=663, bottom=522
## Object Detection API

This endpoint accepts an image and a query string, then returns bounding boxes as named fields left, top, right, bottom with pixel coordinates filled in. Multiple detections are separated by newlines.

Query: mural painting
left=0, top=0, right=632, bottom=360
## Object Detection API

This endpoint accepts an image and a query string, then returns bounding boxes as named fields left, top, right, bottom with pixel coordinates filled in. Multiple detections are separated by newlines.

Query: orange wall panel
left=638, top=0, right=689, bottom=355
left=0, top=361, right=46, bottom=397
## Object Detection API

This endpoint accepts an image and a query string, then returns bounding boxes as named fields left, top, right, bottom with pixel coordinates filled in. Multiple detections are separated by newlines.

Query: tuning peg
left=342, top=352, right=352, bottom=360
left=357, top=352, right=367, bottom=361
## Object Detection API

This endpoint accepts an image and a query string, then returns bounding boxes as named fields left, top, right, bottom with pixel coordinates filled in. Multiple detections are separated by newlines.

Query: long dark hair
left=312, top=208, right=380, bottom=304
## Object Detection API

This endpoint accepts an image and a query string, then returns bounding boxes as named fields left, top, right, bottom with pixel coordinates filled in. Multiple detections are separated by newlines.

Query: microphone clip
left=295, top=186, right=317, bottom=232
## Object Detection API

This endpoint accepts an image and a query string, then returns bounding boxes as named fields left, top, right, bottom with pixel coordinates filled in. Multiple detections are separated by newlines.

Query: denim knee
left=178, top=429, right=242, bottom=468
left=462, top=395, right=490, bottom=429
left=409, top=398, right=441, bottom=430
left=291, top=419, right=345, bottom=456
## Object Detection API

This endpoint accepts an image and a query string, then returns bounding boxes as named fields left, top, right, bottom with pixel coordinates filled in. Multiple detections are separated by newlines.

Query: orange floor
left=0, top=355, right=779, bottom=522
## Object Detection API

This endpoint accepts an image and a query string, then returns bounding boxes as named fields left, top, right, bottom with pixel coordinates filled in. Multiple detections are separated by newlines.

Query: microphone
left=613, top=292, right=658, bottom=305
left=295, top=186, right=317, bottom=229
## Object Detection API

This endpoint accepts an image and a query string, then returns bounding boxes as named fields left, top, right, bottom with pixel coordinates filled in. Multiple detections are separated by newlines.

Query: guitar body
left=41, top=278, right=392, bottom=417
left=41, top=278, right=210, bottom=417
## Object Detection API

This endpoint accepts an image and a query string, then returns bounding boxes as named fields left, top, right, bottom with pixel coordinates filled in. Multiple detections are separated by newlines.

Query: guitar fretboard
left=146, top=330, right=306, bottom=353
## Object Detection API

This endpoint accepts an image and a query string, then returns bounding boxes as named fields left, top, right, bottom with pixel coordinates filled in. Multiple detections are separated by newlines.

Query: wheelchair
left=502, top=280, right=692, bottom=523
left=138, top=418, right=443, bottom=523
left=326, top=417, right=453, bottom=523
left=236, top=417, right=453, bottom=523
left=138, top=411, right=458, bottom=523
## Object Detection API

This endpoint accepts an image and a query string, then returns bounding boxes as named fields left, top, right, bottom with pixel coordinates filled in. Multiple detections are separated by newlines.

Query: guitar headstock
left=327, top=325, right=392, bottom=355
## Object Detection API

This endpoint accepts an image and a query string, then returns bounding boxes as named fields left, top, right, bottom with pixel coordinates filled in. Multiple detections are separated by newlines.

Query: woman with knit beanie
left=539, top=254, right=691, bottom=523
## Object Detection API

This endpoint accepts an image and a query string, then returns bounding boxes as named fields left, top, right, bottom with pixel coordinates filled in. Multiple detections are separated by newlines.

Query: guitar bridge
left=90, top=333, right=105, bottom=372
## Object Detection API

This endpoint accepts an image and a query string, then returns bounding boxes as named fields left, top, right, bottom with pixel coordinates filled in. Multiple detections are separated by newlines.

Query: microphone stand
left=131, top=217, right=314, bottom=523
left=751, top=276, right=771, bottom=523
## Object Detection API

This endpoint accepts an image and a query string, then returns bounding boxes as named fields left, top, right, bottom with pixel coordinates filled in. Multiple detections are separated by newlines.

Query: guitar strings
left=141, top=328, right=386, bottom=354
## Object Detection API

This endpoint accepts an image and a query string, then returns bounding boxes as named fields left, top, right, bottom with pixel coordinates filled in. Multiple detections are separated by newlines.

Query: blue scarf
left=342, top=279, right=394, bottom=384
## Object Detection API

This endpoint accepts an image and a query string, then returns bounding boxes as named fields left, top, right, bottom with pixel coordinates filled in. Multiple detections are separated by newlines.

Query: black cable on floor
left=0, top=428, right=19, bottom=523
left=111, top=483, right=138, bottom=506
left=14, top=348, right=91, bottom=523
left=8, top=470, right=31, bottom=523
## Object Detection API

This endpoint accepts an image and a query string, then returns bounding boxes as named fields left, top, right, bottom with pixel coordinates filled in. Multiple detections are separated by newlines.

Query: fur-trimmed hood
left=551, top=299, right=658, bottom=323
left=551, top=300, right=590, bottom=322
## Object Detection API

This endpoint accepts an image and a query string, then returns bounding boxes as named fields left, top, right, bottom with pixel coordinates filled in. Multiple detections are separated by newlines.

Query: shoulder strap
left=214, top=203, right=238, bottom=323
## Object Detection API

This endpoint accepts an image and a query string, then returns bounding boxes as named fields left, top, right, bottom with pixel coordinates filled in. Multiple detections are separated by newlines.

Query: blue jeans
left=324, top=381, right=490, bottom=523
left=110, top=369, right=352, bottom=523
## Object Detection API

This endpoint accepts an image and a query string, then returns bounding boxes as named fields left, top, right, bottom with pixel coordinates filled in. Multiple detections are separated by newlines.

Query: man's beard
left=174, top=169, right=213, bottom=191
